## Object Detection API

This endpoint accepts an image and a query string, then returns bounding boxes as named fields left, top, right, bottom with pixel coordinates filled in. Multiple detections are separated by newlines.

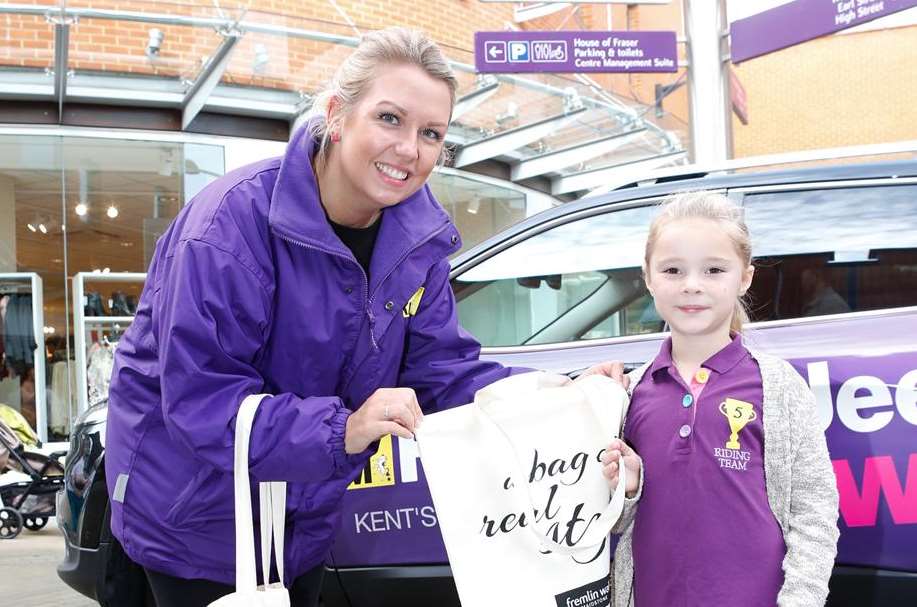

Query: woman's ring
left=384, top=404, right=390, bottom=420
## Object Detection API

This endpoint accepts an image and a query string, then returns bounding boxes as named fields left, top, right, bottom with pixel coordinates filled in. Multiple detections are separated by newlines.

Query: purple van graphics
left=800, top=353, right=917, bottom=572
left=332, top=330, right=917, bottom=572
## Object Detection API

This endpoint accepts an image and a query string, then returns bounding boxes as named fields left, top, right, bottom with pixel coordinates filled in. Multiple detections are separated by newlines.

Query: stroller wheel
left=0, top=507, right=24, bottom=540
left=24, top=516, right=48, bottom=532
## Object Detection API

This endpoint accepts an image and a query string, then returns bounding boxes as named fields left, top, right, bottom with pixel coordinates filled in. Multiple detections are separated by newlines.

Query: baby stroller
left=0, top=412, right=66, bottom=539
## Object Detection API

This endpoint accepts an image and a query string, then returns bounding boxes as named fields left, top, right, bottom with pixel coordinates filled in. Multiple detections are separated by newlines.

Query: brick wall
left=0, top=0, right=514, bottom=88
left=1, top=1, right=914, bottom=159
left=731, top=25, right=917, bottom=157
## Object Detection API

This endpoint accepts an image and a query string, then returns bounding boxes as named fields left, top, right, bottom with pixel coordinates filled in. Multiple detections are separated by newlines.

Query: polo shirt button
left=695, top=368, right=710, bottom=384
left=682, top=394, right=693, bottom=407
left=450, top=234, right=458, bottom=245
left=344, top=287, right=353, bottom=295
left=678, top=424, right=692, bottom=438
left=384, top=301, right=394, bottom=311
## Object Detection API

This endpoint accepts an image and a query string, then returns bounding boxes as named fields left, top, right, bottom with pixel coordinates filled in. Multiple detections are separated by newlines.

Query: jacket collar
left=268, top=123, right=458, bottom=276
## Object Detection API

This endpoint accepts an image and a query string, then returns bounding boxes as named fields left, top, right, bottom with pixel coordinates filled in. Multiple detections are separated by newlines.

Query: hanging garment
left=87, top=341, right=117, bottom=407
left=3, top=294, right=36, bottom=369
left=50, top=360, right=78, bottom=435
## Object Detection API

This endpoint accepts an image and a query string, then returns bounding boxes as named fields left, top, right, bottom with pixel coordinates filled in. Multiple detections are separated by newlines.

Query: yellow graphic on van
left=402, top=286, right=425, bottom=318
left=348, top=434, right=395, bottom=490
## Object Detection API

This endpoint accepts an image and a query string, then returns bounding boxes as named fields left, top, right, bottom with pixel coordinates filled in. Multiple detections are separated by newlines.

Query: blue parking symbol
left=508, top=41, right=529, bottom=63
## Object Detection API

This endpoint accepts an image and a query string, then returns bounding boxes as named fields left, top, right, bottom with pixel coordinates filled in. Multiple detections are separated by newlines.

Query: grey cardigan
left=610, top=350, right=840, bottom=607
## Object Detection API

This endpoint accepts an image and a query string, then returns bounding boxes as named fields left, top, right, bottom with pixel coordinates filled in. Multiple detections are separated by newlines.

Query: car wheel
left=0, top=507, right=24, bottom=539
left=24, top=515, right=48, bottom=531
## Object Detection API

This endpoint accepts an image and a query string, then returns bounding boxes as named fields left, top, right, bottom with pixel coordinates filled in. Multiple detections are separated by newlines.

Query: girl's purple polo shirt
left=624, top=335, right=785, bottom=607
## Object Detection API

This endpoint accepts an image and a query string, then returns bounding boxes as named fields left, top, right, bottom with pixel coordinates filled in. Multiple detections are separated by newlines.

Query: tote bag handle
left=474, top=375, right=628, bottom=556
left=234, top=394, right=286, bottom=593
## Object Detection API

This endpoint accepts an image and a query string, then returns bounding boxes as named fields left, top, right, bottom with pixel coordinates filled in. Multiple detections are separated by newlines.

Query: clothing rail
left=0, top=272, right=47, bottom=442
left=72, top=272, right=146, bottom=416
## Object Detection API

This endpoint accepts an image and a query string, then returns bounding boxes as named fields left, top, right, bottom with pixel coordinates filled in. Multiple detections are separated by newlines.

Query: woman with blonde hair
left=104, top=27, right=528, bottom=606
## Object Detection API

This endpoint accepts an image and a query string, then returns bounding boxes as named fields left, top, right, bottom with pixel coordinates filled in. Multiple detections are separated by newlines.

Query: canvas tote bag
left=416, top=372, right=629, bottom=607
left=209, top=394, right=291, bottom=607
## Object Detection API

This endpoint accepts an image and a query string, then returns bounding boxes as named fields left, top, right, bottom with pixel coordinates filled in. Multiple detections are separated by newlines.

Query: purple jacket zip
left=105, top=125, right=516, bottom=585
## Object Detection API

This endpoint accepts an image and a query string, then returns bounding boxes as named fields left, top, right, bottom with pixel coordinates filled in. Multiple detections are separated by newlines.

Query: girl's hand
left=601, top=438, right=641, bottom=499
left=575, top=360, right=630, bottom=389
left=345, top=388, right=423, bottom=454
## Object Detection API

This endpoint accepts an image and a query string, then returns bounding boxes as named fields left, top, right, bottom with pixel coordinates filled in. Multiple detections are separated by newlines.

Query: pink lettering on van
left=832, top=454, right=917, bottom=527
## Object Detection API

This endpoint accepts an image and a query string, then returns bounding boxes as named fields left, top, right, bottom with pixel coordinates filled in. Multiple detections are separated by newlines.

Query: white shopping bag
left=209, top=394, right=290, bottom=607
left=416, top=372, right=629, bottom=607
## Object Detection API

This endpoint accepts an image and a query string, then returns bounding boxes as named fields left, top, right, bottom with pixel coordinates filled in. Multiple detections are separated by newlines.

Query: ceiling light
left=43, top=326, right=55, bottom=335
left=75, top=203, right=88, bottom=216
left=27, top=223, right=36, bottom=232
left=146, top=28, right=164, bottom=57
left=467, top=197, right=481, bottom=215
left=107, top=205, right=119, bottom=219
left=38, top=223, right=47, bottom=234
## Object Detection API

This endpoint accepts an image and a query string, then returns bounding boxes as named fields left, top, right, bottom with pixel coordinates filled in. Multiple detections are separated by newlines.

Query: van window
left=452, top=203, right=662, bottom=347
left=742, top=185, right=917, bottom=321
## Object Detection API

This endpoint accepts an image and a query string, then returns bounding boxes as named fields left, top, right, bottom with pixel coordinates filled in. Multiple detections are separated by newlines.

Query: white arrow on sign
left=489, top=45, right=503, bottom=58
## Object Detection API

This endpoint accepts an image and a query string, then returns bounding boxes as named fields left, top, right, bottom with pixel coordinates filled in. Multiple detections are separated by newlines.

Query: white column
left=0, top=174, right=16, bottom=271
left=683, top=0, right=732, bottom=163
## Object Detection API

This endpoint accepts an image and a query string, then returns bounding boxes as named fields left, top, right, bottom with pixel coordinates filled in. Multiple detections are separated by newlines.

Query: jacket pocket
left=164, top=466, right=234, bottom=527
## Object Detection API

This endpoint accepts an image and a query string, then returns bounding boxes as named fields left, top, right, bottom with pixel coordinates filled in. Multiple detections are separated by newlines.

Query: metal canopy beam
left=551, top=151, right=687, bottom=195
left=510, top=127, right=647, bottom=181
left=52, top=21, right=70, bottom=118
left=0, top=4, right=639, bottom=123
left=181, top=30, right=242, bottom=130
left=451, top=78, right=499, bottom=122
left=453, top=106, right=587, bottom=168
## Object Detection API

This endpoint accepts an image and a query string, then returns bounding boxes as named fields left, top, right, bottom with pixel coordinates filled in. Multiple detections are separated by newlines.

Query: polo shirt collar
left=650, top=333, right=749, bottom=379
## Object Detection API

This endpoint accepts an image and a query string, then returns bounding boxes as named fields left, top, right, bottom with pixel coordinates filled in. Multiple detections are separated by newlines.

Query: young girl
left=601, top=192, right=839, bottom=607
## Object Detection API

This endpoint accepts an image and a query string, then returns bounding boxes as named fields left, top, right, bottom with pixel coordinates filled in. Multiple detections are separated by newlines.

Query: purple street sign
left=474, top=30, right=677, bottom=74
left=731, top=0, right=917, bottom=63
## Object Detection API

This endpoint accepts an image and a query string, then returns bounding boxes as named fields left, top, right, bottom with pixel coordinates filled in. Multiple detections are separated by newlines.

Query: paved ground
left=0, top=517, right=97, bottom=606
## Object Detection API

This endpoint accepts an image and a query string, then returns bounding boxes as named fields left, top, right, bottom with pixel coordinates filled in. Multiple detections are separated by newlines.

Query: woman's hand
left=345, top=387, right=424, bottom=454
left=601, top=438, right=641, bottom=499
left=575, top=360, right=630, bottom=389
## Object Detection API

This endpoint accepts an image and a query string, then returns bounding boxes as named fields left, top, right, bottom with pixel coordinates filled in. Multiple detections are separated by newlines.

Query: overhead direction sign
left=474, top=30, right=678, bottom=74
left=731, top=0, right=917, bottom=63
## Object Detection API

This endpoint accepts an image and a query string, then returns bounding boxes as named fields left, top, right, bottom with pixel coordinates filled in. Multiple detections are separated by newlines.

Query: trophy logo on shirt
left=719, top=398, right=757, bottom=449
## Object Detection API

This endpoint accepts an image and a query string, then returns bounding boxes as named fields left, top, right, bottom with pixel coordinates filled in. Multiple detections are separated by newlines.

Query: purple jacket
left=105, top=125, right=514, bottom=584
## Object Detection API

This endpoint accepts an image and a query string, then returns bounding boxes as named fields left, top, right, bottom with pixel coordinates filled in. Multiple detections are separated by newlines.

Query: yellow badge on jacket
left=402, top=286, right=425, bottom=318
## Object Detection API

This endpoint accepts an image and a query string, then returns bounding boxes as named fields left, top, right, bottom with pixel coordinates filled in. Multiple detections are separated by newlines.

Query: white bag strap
left=474, top=375, right=627, bottom=556
left=259, top=481, right=286, bottom=586
left=234, top=393, right=286, bottom=592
